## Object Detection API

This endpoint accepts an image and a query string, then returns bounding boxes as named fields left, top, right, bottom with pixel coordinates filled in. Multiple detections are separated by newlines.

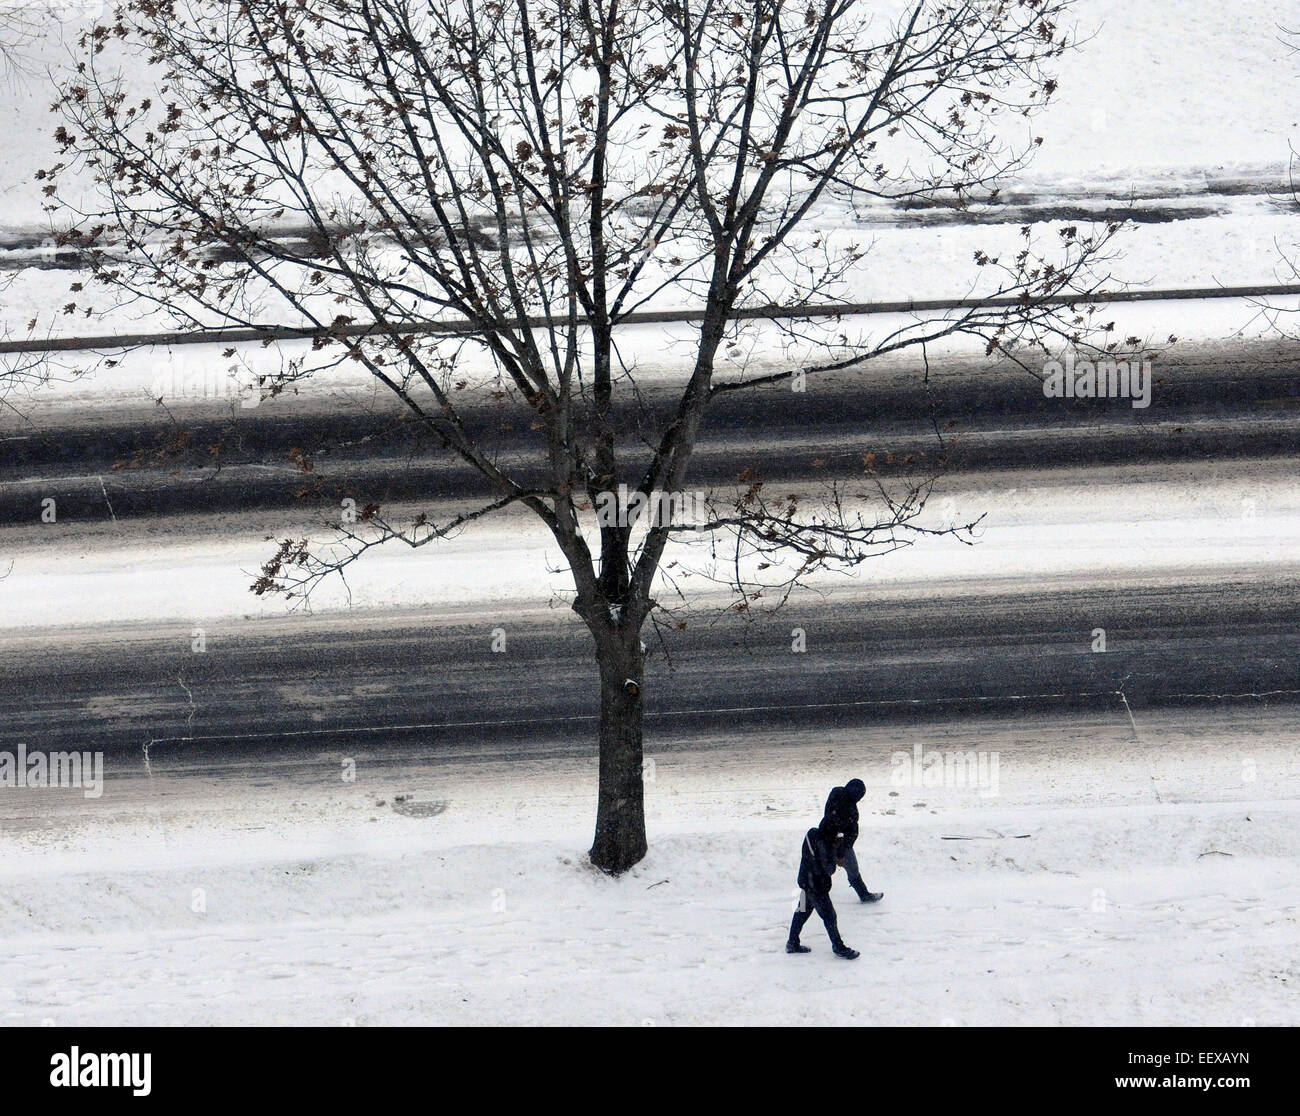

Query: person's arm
left=817, top=831, right=841, bottom=877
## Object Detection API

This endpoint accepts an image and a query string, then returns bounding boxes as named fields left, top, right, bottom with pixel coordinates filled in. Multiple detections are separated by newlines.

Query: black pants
left=789, top=886, right=843, bottom=948
left=842, top=846, right=870, bottom=899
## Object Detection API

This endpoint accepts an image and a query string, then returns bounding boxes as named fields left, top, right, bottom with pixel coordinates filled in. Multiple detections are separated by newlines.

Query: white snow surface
left=2, top=0, right=1294, bottom=221
left=3, top=1, right=1300, bottom=340
left=1, top=709, right=1297, bottom=1025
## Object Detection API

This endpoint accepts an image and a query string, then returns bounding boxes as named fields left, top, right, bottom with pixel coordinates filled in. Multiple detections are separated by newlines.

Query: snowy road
left=3, top=310, right=1298, bottom=1028
left=5, top=335, right=1300, bottom=524
left=4, top=377, right=1298, bottom=1027
left=3, top=566, right=1300, bottom=758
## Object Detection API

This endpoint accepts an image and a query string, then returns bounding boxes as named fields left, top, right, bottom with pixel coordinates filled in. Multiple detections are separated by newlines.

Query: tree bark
left=588, top=634, right=647, bottom=873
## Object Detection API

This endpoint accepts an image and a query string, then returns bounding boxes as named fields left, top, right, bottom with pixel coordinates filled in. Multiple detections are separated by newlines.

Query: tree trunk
left=588, top=637, right=647, bottom=873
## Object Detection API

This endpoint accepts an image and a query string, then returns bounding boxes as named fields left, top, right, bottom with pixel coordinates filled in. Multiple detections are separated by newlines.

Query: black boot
left=849, top=876, right=882, bottom=903
left=832, top=942, right=860, bottom=960
left=787, top=912, right=811, bottom=953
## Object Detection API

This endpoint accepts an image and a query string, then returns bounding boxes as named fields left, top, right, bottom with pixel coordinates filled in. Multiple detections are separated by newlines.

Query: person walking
left=824, top=778, right=883, bottom=903
left=786, top=815, right=860, bottom=959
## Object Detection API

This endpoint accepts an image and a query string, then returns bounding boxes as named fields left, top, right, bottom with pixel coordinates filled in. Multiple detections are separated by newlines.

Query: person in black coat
left=786, top=815, right=859, bottom=959
left=824, top=778, right=883, bottom=903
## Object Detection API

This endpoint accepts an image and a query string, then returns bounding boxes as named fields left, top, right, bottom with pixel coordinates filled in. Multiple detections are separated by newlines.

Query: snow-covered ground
left=4, top=0, right=1294, bottom=220
left=3, top=1, right=1300, bottom=340
left=1, top=709, right=1296, bottom=1025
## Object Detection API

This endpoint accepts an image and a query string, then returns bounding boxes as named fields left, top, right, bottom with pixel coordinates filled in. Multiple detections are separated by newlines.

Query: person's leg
left=843, top=845, right=883, bottom=903
left=843, top=845, right=869, bottom=898
left=810, top=889, right=859, bottom=959
left=787, top=889, right=813, bottom=951
left=809, top=889, right=843, bottom=947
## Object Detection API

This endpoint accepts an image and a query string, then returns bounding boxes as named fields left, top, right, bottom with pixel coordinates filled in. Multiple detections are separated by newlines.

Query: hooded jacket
left=797, top=818, right=843, bottom=894
left=823, top=779, right=866, bottom=851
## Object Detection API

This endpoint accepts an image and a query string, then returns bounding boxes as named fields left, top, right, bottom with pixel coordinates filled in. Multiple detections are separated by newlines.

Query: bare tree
left=0, top=272, right=54, bottom=416
left=0, top=4, right=47, bottom=391
left=48, top=0, right=1122, bottom=872
left=0, top=4, right=93, bottom=408
left=0, top=3, right=43, bottom=80
left=1262, top=27, right=1300, bottom=328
